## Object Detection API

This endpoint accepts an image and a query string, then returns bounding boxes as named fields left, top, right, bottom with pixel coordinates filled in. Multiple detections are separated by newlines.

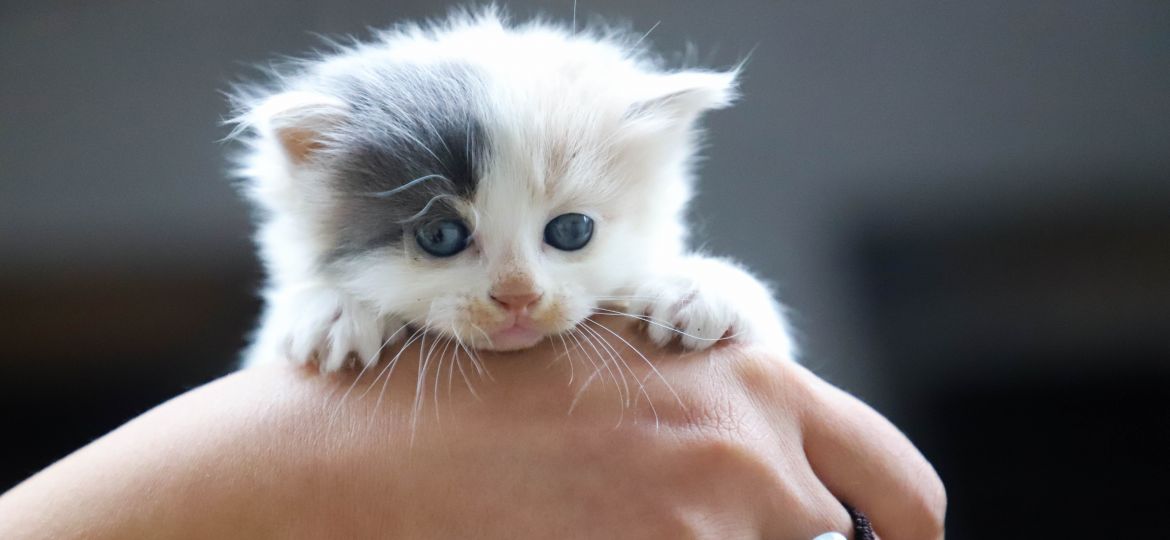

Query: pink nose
left=490, top=291, right=543, bottom=312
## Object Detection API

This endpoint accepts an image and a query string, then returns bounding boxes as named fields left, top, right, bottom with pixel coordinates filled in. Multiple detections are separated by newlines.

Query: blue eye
left=544, top=213, right=594, bottom=251
left=415, top=219, right=470, bottom=257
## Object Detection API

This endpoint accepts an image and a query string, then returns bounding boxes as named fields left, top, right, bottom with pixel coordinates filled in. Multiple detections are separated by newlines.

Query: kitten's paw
left=633, top=276, right=739, bottom=351
left=262, top=287, right=387, bottom=372
left=629, top=257, right=789, bottom=353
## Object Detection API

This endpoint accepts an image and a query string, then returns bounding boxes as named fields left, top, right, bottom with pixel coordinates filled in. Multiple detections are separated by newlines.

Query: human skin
left=0, top=319, right=945, bottom=539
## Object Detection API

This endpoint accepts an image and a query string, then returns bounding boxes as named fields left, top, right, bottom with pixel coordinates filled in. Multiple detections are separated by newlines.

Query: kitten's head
left=234, top=11, right=737, bottom=350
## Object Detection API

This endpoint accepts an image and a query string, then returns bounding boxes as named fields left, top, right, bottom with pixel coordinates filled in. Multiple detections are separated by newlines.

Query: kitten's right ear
left=249, top=91, right=348, bottom=164
left=625, top=70, right=739, bottom=130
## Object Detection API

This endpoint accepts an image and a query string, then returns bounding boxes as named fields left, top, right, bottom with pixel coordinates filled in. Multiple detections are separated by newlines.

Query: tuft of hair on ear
left=243, top=91, right=349, bottom=164
left=625, top=68, right=740, bottom=130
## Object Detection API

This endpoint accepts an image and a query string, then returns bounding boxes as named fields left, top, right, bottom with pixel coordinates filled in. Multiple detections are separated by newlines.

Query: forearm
left=0, top=366, right=381, bottom=539
left=0, top=350, right=663, bottom=539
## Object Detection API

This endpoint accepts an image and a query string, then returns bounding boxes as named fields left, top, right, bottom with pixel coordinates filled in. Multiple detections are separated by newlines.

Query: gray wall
left=8, top=0, right=1164, bottom=393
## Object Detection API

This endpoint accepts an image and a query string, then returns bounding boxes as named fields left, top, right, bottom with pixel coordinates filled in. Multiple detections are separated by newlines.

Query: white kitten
left=230, top=10, right=795, bottom=372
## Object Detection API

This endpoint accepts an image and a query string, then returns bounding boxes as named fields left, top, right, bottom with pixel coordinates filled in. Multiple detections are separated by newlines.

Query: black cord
left=844, top=504, right=876, bottom=540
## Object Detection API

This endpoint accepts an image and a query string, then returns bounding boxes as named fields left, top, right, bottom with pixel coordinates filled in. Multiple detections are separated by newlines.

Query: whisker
left=467, top=323, right=495, bottom=381
left=468, top=322, right=492, bottom=345
left=573, top=327, right=626, bottom=427
left=580, top=322, right=632, bottom=409
left=360, top=325, right=426, bottom=436
left=411, top=330, right=443, bottom=440
left=586, top=318, right=683, bottom=414
left=444, top=336, right=457, bottom=406
left=451, top=327, right=482, bottom=377
left=555, top=332, right=576, bottom=386
left=583, top=322, right=659, bottom=429
left=455, top=341, right=481, bottom=401
left=545, top=329, right=577, bottom=369
left=568, top=356, right=605, bottom=416
left=575, top=326, right=623, bottom=405
left=565, top=328, right=603, bottom=414
left=399, top=192, right=461, bottom=224
left=590, top=306, right=745, bottom=342
left=630, top=20, right=661, bottom=50
left=330, top=318, right=414, bottom=422
left=565, top=327, right=598, bottom=379
left=431, top=336, right=452, bottom=426
left=450, top=328, right=482, bottom=401
left=590, top=306, right=684, bottom=332
left=365, top=174, right=450, bottom=199
left=359, top=325, right=421, bottom=401
left=367, top=326, right=425, bottom=411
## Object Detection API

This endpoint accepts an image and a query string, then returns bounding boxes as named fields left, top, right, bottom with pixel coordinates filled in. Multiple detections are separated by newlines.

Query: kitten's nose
left=490, top=290, right=543, bottom=312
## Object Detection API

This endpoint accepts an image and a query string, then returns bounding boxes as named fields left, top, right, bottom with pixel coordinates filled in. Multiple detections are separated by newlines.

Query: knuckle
left=678, top=436, right=774, bottom=487
left=723, top=346, right=804, bottom=403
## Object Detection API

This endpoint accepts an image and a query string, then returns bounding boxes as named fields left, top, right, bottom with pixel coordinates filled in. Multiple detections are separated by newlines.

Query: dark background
left=2, top=1, right=1167, bottom=537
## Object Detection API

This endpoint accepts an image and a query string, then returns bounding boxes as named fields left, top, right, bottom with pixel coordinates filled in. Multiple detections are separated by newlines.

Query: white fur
left=233, top=10, right=795, bottom=370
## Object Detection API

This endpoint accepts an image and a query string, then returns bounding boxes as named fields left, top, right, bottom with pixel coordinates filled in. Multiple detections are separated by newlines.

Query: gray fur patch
left=315, top=63, right=488, bottom=260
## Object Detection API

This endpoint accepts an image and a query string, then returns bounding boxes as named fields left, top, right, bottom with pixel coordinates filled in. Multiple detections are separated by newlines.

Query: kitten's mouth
left=484, top=320, right=545, bottom=351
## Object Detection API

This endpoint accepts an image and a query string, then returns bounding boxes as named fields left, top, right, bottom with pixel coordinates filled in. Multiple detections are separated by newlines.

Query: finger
left=755, top=462, right=852, bottom=540
left=797, top=366, right=947, bottom=539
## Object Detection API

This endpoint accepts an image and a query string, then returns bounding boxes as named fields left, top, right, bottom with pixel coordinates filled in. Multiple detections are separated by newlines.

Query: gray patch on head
left=311, top=62, right=489, bottom=260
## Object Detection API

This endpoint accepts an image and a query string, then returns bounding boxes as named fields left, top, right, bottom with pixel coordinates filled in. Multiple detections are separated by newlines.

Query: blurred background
left=2, top=0, right=1167, bottom=536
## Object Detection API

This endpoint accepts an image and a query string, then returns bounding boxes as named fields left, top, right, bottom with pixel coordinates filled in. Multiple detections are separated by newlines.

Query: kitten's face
left=321, top=80, right=675, bottom=351
left=335, top=163, right=634, bottom=351
left=241, top=16, right=734, bottom=350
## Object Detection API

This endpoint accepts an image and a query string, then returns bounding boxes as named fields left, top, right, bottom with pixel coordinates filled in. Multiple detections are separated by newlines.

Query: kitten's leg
left=246, top=284, right=390, bottom=372
left=630, top=256, right=794, bottom=357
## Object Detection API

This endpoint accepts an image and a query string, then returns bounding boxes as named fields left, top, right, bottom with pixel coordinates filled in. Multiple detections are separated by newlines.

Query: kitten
left=230, top=10, right=794, bottom=372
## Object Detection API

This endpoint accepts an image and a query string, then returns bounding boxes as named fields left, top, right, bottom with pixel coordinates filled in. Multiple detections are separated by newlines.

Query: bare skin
left=0, top=319, right=944, bottom=539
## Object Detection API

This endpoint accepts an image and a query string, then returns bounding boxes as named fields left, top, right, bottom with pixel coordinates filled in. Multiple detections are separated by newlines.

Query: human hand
left=0, top=318, right=944, bottom=539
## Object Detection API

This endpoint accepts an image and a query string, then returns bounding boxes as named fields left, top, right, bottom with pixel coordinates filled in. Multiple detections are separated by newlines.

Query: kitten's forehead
left=319, top=62, right=490, bottom=259
left=316, top=59, right=631, bottom=261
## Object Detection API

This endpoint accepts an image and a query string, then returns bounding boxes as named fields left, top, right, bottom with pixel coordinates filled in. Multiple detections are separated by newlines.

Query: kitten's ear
left=626, top=70, right=739, bottom=129
left=250, top=91, right=348, bottom=164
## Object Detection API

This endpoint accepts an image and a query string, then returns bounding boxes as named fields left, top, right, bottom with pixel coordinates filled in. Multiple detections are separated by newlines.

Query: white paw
left=258, top=287, right=391, bottom=372
left=628, top=257, right=790, bottom=353
left=632, top=276, right=741, bottom=351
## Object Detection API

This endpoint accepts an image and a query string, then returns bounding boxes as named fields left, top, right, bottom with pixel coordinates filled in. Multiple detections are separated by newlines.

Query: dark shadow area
left=0, top=267, right=260, bottom=490
left=852, top=189, right=1169, bottom=537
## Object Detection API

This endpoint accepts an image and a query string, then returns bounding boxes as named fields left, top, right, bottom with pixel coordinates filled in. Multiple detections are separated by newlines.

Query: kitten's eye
left=544, top=213, right=594, bottom=251
left=415, top=219, right=470, bottom=257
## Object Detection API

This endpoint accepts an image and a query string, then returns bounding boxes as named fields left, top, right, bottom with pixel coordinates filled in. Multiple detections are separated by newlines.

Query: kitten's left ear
left=626, top=70, right=739, bottom=129
left=248, top=91, right=349, bottom=164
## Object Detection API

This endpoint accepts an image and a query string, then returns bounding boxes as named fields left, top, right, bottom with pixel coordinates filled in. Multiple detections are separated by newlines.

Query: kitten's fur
left=231, top=10, right=794, bottom=371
